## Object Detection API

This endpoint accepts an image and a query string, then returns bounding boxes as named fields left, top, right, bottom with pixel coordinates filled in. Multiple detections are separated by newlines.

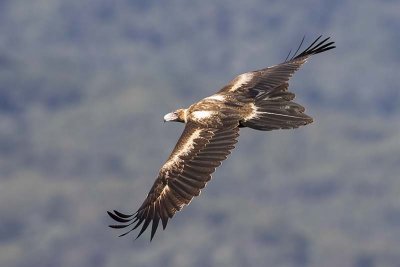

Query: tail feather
left=242, top=84, right=313, bottom=131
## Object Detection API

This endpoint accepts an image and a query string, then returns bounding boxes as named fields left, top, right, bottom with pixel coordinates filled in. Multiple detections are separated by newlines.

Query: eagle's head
left=163, top=108, right=187, bottom=123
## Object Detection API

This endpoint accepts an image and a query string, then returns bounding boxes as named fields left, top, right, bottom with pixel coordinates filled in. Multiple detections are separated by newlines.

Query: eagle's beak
left=163, top=112, right=178, bottom=122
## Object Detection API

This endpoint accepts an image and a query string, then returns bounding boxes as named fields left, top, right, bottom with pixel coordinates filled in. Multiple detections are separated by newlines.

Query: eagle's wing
left=216, top=36, right=334, bottom=130
left=218, top=36, right=335, bottom=101
left=108, top=119, right=239, bottom=240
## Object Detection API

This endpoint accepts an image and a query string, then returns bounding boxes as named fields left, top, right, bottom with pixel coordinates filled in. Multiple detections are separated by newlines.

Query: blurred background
left=0, top=1, right=399, bottom=266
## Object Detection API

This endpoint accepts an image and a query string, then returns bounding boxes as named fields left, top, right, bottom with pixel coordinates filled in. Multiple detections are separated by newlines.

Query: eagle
left=108, top=36, right=335, bottom=240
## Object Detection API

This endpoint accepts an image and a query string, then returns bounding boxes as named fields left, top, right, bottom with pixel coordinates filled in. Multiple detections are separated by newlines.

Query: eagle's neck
left=181, top=109, right=189, bottom=123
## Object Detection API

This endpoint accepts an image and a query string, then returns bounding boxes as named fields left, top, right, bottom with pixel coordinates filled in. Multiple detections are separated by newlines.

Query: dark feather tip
left=107, top=211, right=132, bottom=223
left=287, top=35, right=335, bottom=61
left=113, top=210, right=134, bottom=218
left=109, top=224, right=131, bottom=229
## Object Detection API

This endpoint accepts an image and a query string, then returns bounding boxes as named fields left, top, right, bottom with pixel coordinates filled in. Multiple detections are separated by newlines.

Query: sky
left=0, top=1, right=400, bottom=267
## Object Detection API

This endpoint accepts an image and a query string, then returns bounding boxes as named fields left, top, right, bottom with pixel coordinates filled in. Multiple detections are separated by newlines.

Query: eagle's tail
left=241, top=83, right=313, bottom=131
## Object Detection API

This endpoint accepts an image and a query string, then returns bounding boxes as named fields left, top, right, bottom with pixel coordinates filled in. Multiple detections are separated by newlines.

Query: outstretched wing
left=108, top=120, right=239, bottom=240
left=218, top=36, right=335, bottom=101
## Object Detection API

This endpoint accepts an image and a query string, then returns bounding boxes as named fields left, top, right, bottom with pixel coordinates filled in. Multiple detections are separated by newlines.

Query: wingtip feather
left=288, top=35, right=335, bottom=61
left=107, top=211, right=132, bottom=223
left=113, top=209, right=135, bottom=218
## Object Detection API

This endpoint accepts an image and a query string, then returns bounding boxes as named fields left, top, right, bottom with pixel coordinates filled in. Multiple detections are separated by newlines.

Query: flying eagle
left=108, top=36, right=335, bottom=240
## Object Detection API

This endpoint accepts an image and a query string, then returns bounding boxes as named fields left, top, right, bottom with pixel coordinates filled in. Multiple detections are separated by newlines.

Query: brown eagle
left=108, top=36, right=335, bottom=240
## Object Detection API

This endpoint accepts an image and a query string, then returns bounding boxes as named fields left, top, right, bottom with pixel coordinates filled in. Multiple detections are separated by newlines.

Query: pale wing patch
left=258, top=111, right=308, bottom=120
left=243, top=103, right=258, bottom=121
left=192, top=110, right=216, bottom=120
left=229, top=72, right=254, bottom=92
left=205, top=94, right=225, bottom=101
left=162, top=128, right=202, bottom=170
left=244, top=103, right=309, bottom=121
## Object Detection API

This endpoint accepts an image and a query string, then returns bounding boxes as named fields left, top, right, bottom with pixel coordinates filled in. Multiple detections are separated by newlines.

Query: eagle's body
left=108, top=36, right=335, bottom=240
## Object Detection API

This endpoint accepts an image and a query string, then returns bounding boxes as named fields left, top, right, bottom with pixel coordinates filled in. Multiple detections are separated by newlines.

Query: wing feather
left=179, top=175, right=206, bottom=189
left=218, top=36, right=335, bottom=100
left=159, top=200, right=169, bottom=229
left=162, top=194, right=177, bottom=218
left=150, top=203, right=161, bottom=241
left=108, top=120, right=239, bottom=240
left=185, top=164, right=214, bottom=175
